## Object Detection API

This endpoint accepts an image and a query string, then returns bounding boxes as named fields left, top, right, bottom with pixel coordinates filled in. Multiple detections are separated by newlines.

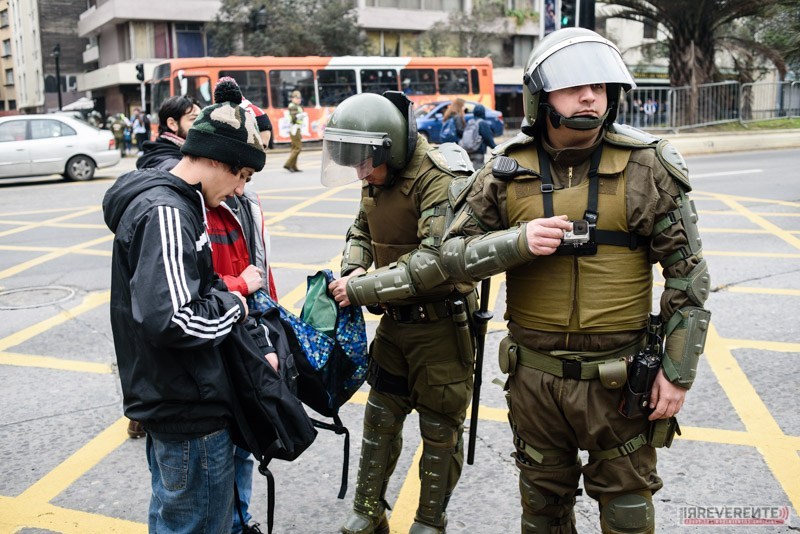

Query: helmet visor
left=526, top=39, right=636, bottom=94
left=321, top=128, right=389, bottom=187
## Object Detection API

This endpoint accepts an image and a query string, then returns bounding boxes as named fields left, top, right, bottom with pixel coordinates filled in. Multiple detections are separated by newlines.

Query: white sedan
left=0, top=114, right=121, bottom=181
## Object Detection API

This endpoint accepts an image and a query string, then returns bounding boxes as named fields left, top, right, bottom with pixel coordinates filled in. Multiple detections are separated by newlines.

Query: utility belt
left=500, top=336, right=645, bottom=389
left=383, top=292, right=477, bottom=324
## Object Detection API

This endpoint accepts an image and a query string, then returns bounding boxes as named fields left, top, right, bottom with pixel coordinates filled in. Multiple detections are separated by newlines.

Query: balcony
left=82, top=45, right=99, bottom=64
left=78, top=0, right=221, bottom=37
left=77, top=61, right=155, bottom=91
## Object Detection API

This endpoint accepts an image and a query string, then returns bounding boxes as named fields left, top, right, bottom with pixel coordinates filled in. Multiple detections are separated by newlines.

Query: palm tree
left=603, top=0, right=792, bottom=86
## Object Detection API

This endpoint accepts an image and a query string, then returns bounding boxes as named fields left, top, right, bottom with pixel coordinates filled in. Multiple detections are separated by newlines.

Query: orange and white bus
left=150, top=56, right=494, bottom=143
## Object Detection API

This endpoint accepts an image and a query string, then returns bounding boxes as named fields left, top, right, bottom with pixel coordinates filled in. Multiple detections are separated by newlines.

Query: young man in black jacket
left=103, top=94, right=266, bottom=533
left=136, top=96, right=200, bottom=171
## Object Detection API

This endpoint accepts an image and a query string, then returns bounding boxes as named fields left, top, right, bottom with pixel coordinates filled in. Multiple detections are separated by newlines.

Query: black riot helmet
left=321, top=91, right=417, bottom=187
left=521, top=28, right=636, bottom=134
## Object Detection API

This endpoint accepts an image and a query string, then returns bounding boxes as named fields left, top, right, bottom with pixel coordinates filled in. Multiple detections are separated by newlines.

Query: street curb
left=662, top=129, right=800, bottom=156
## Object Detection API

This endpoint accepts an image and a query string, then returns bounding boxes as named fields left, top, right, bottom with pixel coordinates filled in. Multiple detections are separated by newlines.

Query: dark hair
left=158, top=95, right=198, bottom=135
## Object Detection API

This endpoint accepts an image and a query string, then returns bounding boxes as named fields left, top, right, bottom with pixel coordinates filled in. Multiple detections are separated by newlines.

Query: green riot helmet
left=321, top=91, right=416, bottom=187
left=521, top=28, right=636, bottom=134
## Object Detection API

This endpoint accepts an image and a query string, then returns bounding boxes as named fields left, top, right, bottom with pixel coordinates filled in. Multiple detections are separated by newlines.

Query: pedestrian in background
left=283, top=90, right=304, bottom=172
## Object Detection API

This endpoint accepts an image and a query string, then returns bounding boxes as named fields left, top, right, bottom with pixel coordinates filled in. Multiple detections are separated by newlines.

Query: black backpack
left=223, top=315, right=318, bottom=534
left=248, top=270, right=368, bottom=499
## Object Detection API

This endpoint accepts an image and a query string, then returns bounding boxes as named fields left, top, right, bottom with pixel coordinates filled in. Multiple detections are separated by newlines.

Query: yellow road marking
left=0, top=206, right=100, bottom=238
left=0, top=220, right=106, bottom=229
left=0, top=234, right=113, bottom=281
left=390, top=444, right=423, bottom=533
left=704, top=324, right=800, bottom=514
left=0, top=244, right=111, bottom=256
left=0, top=291, right=109, bottom=352
left=18, top=417, right=130, bottom=503
left=716, top=197, right=800, bottom=250
left=0, top=496, right=146, bottom=534
left=0, top=351, right=112, bottom=373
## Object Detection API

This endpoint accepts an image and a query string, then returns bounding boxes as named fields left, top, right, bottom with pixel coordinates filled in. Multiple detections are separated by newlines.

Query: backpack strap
left=258, top=461, right=276, bottom=534
left=310, top=412, right=351, bottom=499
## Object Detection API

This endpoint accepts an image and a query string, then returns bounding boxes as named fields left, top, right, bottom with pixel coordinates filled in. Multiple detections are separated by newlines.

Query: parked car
left=0, top=114, right=120, bottom=181
left=415, top=100, right=504, bottom=144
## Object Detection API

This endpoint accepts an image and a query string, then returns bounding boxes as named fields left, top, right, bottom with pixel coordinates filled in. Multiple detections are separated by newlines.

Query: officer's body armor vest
left=361, top=148, right=455, bottom=302
left=504, top=142, right=652, bottom=333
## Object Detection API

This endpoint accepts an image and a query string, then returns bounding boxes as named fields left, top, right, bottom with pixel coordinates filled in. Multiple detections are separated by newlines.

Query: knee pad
left=600, top=494, right=654, bottom=534
left=419, top=413, right=459, bottom=447
left=365, top=395, right=404, bottom=433
left=521, top=513, right=575, bottom=533
left=519, top=474, right=575, bottom=515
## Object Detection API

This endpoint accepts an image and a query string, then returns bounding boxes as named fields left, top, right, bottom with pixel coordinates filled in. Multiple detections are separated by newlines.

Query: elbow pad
left=345, top=249, right=448, bottom=306
left=662, top=307, right=711, bottom=389
left=664, top=259, right=711, bottom=306
left=441, top=224, right=534, bottom=283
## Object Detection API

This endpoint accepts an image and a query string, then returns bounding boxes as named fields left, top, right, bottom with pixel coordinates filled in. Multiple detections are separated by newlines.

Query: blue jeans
left=232, top=446, right=254, bottom=533
left=146, top=428, right=235, bottom=534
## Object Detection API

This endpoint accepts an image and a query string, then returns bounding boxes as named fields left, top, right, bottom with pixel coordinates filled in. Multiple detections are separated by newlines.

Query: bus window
left=438, top=68, right=469, bottom=94
left=399, top=68, right=435, bottom=95
left=269, top=69, right=315, bottom=108
left=219, top=70, right=268, bottom=108
left=318, top=69, right=356, bottom=106
left=174, top=73, right=212, bottom=107
left=152, top=78, right=171, bottom=112
left=470, top=68, right=480, bottom=94
left=360, top=69, right=398, bottom=95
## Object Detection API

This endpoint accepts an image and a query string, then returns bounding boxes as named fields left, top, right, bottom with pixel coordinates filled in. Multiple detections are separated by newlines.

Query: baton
left=467, top=277, right=493, bottom=465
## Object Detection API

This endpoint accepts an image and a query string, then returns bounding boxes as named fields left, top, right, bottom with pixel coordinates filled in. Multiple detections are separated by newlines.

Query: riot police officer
left=323, top=92, right=475, bottom=534
left=440, top=28, right=711, bottom=534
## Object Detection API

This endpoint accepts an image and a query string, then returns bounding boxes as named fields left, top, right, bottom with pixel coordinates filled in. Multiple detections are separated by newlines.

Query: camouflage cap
left=181, top=96, right=266, bottom=172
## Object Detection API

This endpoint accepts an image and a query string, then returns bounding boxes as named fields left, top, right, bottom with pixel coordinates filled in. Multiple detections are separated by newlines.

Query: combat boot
left=341, top=509, right=390, bottom=534
left=409, top=514, right=447, bottom=534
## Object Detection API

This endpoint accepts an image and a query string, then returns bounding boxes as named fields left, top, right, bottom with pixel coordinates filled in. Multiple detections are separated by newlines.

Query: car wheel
left=64, top=155, right=96, bottom=181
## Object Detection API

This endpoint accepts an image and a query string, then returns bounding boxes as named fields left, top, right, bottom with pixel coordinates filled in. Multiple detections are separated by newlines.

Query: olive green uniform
left=284, top=101, right=303, bottom=171
left=342, top=136, right=475, bottom=532
left=443, top=125, right=710, bottom=533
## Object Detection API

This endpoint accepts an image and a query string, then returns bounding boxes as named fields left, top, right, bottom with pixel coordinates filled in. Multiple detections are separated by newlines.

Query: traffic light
left=135, top=63, right=145, bottom=82
left=560, top=0, right=576, bottom=28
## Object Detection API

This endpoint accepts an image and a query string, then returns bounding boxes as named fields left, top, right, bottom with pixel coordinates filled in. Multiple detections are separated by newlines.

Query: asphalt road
left=0, top=146, right=798, bottom=533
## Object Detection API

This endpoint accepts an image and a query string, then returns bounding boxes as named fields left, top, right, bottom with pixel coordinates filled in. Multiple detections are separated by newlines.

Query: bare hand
left=648, top=369, right=687, bottom=421
left=328, top=267, right=366, bottom=308
left=231, top=290, right=248, bottom=318
left=265, top=352, right=279, bottom=371
left=525, top=215, right=573, bottom=256
left=239, top=265, right=264, bottom=295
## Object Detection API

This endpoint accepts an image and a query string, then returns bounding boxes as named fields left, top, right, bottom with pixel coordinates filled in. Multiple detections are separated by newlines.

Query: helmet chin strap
left=544, top=104, right=609, bottom=130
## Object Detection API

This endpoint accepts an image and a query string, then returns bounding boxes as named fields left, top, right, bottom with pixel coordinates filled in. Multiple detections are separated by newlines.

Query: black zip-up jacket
left=103, top=169, right=246, bottom=439
left=136, top=136, right=183, bottom=171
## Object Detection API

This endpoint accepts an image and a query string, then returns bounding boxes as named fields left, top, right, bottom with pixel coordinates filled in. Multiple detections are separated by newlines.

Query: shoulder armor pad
left=448, top=172, right=476, bottom=208
left=656, top=139, right=691, bottom=192
left=428, top=144, right=473, bottom=175
left=606, top=123, right=660, bottom=148
left=492, top=131, right=535, bottom=156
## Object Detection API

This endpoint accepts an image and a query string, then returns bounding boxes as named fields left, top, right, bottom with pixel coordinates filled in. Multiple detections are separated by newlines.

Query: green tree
left=208, top=0, right=363, bottom=57
left=604, top=0, right=796, bottom=87
left=419, top=0, right=511, bottom=62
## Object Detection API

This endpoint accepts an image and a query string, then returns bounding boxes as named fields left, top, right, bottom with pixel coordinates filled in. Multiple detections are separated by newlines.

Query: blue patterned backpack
left=248, top=269, right=368, bottom=498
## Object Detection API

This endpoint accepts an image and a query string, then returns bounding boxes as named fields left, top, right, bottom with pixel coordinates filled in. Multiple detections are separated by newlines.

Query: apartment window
left=2, top=39, right=10, bottom=57
left=154, top=22, right=172, bottom=58
left=643, top=20, right=657, bottom=39
left=0, top=10, right=8, bottom=28
left=176, top=23, right=206, bottom=58
left=9, top=99, right=15, bottom=110
left=0, top=101, right=4, bottom=111
left=4, top=68, right=13, bottom=86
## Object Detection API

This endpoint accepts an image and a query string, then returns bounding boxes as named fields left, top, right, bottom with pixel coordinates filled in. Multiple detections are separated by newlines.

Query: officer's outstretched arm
left=654, top=141, right=712, bottom=390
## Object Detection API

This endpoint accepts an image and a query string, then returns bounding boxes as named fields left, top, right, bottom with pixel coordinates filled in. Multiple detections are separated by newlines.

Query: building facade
left=0, top=0, right=17, bottom=113
left=7, top=0, right=87, bottom=113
